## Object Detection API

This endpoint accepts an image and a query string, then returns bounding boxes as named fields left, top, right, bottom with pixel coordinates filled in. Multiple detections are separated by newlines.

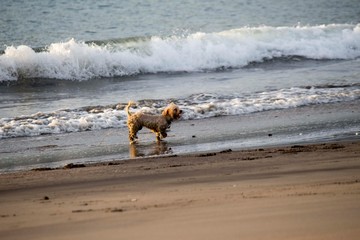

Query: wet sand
left=1, top=140, right=360, bottom=240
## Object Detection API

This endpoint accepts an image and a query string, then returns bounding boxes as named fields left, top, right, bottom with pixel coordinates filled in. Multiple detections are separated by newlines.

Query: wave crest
left=1, top=24, right=360, bottom=82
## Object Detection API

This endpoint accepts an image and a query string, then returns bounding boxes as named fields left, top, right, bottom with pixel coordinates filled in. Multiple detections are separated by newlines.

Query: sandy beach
left=1, top=1, right=360, bottom=240
left=1, top=140, right=359, bottom=240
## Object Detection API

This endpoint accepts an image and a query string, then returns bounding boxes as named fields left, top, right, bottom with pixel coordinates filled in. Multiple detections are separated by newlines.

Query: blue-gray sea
left=0, top=0, right=360, bottom=172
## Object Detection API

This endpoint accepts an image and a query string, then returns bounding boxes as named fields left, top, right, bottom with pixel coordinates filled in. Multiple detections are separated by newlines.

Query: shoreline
left=1, top=140, right=360, bottom=239
left=1, top=139, right=359, bottom=188
left=1, top=100, right=359, bottom=173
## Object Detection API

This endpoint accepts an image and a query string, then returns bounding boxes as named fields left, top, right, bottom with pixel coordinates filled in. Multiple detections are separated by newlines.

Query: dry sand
left=1, top=140, right=360, bottom=240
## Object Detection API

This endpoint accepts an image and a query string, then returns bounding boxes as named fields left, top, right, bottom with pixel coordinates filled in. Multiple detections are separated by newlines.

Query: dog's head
left=162, top=103, right=182, bottom=120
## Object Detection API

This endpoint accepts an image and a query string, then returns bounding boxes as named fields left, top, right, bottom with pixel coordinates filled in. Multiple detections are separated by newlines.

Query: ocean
left=1, top=0, right=360, bottom=172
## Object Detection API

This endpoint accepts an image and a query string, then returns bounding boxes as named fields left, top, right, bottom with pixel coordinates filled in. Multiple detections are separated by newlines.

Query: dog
left=126, top=101, right=182, bottom=144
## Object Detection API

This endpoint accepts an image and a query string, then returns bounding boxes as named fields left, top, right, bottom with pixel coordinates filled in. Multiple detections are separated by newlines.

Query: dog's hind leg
left=129, top=132, right=137, bottom=144
left=128, top=124, right=141, bottom=144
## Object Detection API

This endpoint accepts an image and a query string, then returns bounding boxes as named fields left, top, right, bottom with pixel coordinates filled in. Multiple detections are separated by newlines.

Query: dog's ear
left=162, top=107, right=170, bottom=117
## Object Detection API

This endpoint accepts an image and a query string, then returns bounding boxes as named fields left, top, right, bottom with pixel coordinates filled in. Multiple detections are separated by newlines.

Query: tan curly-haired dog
left=126, top=101, right=182, bottom=144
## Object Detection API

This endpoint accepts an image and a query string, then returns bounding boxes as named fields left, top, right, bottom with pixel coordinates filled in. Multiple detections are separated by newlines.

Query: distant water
left=2, top=0, right=360, bottom=49
left=1, top=1, right=360, bottom=153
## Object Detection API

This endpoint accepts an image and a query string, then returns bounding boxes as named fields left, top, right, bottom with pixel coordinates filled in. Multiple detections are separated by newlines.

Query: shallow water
left=1, top=101, right=359, bottom=173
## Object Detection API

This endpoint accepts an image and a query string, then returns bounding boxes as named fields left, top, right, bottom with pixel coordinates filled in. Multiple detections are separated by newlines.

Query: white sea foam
left=0, top=108, right=127, bottom=139
left=1, top=24, right=360, bottom=81
left=1, top=85, right=359, bottom=139
left=179, top=86, right=360, bottom=119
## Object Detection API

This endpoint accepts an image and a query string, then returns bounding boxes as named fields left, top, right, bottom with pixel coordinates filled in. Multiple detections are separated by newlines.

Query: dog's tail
left=125, top=101, right=136, bottom=117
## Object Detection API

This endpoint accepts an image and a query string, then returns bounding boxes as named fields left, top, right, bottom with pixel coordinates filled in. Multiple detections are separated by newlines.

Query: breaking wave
left=1, top=24, right=360, bottom=82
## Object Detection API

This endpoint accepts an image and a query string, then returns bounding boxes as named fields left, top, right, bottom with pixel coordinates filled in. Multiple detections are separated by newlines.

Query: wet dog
left=126, top=101, right=182, bottom=144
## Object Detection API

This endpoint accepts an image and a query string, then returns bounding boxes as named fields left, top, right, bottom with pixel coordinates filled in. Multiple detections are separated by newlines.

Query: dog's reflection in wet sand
left=129, top=141, right=173, bottom=158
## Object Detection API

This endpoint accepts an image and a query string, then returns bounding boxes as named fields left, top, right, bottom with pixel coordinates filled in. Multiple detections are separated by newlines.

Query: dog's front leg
left=160, top=131, right=167, bottom=139
left=155, top=132, right=162, bottom=142
left=155, top=131, right=167, bottom=142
